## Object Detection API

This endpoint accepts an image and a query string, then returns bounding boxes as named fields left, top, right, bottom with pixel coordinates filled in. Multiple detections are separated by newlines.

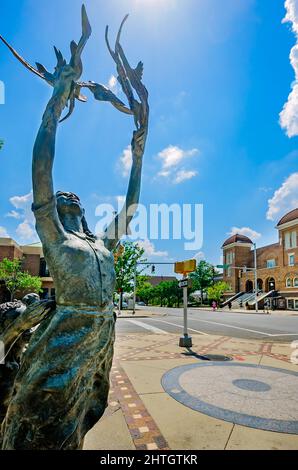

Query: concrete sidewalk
left=83, top=332, right=298, bottom=451
left=115, top=309, right=168, bottom=318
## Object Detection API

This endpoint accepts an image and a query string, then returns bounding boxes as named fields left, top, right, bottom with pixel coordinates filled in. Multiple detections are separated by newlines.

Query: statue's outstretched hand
left=0, top=5, right=91, bottom=123
left=105, top=15, right=149, bottom=159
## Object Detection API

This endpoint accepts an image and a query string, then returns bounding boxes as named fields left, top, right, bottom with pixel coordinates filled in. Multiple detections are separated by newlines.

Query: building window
left=285, top=231, right=297, bottom=250
left=266, top=259, right=276, bottom=269
left=226, top=252, right=233, bottom=265
left=288, top=254, right=295, bottom=267
left=294, top=278, right=298, bottom=288
left=286, top=278, right=292, bottom=288
left=40, top=258, right=50, bottom=277
left=287, top=299, right=298, bottom=310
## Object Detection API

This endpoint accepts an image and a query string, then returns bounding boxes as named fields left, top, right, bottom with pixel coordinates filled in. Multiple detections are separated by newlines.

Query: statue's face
left=56, top=191, right=84, bottom=218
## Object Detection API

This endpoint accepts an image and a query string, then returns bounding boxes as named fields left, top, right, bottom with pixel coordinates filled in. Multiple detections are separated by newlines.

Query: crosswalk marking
left=127, top=319, right=168, bottom=334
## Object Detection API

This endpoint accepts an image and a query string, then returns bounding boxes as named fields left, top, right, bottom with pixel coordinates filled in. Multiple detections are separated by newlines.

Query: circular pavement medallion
left=161, top=363, right=298, bottom=434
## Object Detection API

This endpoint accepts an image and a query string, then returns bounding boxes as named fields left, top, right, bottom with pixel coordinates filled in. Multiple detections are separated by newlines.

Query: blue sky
left=1, top=0, right=298, bottom=276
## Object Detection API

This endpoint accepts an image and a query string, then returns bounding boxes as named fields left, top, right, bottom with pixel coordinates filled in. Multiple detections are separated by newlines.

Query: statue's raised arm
left=86, top=16, right=149, bottom=251
left=32, top=6, right=91, bottom=215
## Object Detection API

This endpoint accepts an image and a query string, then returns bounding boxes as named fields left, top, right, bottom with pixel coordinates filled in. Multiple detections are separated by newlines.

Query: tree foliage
left=137, top=280, right=183, bottom=307
left=207, top=281, right=230, bottom=305
left=113, top=241, right=147, bottom=294
left=0, top=258, right=42, bottom=301
left=189, top=261, right=218, bottom=294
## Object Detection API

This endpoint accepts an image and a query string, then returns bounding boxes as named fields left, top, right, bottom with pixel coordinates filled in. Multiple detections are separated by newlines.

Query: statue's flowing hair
left=56, top=191, right=96, bottom=241
left=81, top=215, right=96, bottom=241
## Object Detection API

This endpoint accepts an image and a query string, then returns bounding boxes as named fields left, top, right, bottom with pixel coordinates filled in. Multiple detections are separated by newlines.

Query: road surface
left=116, top=306, right=298, bottom=342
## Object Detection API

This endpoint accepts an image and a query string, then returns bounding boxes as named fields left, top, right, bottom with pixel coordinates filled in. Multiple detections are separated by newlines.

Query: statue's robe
left=2, top=198, right=116, bottom=450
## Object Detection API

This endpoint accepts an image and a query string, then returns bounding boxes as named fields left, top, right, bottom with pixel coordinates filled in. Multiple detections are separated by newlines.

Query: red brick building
left=146, top=276, right=177, bottom=287
left=0, top=237, right=54, bottom=302
left=222, top=209, right=298, bottom=310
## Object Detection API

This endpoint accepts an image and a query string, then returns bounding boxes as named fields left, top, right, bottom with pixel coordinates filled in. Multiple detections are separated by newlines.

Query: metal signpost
left=175, top=259, right=196, bottom=348
left=131, top=258, right=196, bottom=347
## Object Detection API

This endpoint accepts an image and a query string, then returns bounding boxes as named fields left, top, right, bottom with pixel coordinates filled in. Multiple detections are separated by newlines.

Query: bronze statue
left=0, top=5, right=149, bottom=450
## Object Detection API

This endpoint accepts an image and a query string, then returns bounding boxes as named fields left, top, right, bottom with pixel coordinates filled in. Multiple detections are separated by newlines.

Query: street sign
left=179, top=279, right=189, bottom=289
left=175, top=259, right=196, bottom=274
left=216, top=264, right=230, bottom=269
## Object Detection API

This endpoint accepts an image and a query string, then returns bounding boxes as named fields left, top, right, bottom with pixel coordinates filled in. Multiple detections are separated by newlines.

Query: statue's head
left=56, top=191, right=84, bottom=218
left=55, top=191, right=95, bottom=239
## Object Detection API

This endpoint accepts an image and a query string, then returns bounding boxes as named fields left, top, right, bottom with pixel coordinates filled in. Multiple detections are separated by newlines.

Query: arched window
left=294, top=278, right=298, bottom=288
left=286, top=278, right=292, bottom=288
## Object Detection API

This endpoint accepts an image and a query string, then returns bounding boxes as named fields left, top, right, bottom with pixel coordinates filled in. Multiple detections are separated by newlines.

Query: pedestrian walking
left=228, top=301, right=232, bottom=311
left=263, top=299, right=270, bottom=314
left=212, top=301, right=217, bottom=311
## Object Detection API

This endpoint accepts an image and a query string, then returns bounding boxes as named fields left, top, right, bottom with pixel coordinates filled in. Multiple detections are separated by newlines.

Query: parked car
left=137, top=301, right=146, bottom=306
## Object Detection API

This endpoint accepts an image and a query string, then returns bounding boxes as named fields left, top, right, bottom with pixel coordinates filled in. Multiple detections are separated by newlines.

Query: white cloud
left=16, top=221, right=35, bottom=241
left=5, top=210, right=22, bottom=219
left=266, top=172, right=298, bottom=220
left=116, top=195, right=126, bottom=206
left=108, top=75, right=118, bottom=93
left=157, top=170, right=171, bottom=178
left=158, top=145, right=198, bottom=170
left=136, top=239, right=168, bottom=258
left=280, top=0, right=298, bottom=137
left=8, top=191, right=38, bottom=243
left=229, top=226, right=261, bottom=241
left=0, top=226, right=9, bottom=238
left=9, top=191, right=34, bottom=224
left=157, top=145, right=199, bottom=184
left=193, top=251, right=205, bottom=262
left=174, top=170, right=198, bottom=184
left=119, top=145, right=132, bottom=177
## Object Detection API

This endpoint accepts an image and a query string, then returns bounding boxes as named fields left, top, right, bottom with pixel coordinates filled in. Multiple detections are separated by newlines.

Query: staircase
left=232, top=291, right=262, bottom=308
left=248, top=290, right=275, bottom=307
left=221, top=292, right=243, bottom=308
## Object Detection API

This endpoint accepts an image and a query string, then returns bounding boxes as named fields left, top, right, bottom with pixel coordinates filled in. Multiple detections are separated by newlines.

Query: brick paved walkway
left=84, top=333, right=298, bottom=450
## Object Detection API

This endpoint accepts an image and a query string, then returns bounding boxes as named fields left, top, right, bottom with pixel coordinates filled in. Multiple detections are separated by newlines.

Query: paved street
left=116, top=307, right=298, bottom=342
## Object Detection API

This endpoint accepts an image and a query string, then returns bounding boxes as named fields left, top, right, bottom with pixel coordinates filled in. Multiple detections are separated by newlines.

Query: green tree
left=113, top=241, right=147, bottom=308
left=136, top=282, right=154, bottom=305
left=143, top=280, right=183, bottom=308
left=189, top=261, right=218, bottom=302
left=0, top=258, right=42, bottom=301
left=207, top=281, right=230, bottom=305
left=136, top=275, right=149, bottom=292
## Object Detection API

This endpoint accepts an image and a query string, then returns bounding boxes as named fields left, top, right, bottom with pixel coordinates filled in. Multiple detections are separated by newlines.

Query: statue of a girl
left=0, top=7, right=148, bottom=450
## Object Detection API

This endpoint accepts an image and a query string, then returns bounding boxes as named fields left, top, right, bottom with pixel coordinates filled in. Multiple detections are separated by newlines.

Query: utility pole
left=254, top=243, right=258, bottom=313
